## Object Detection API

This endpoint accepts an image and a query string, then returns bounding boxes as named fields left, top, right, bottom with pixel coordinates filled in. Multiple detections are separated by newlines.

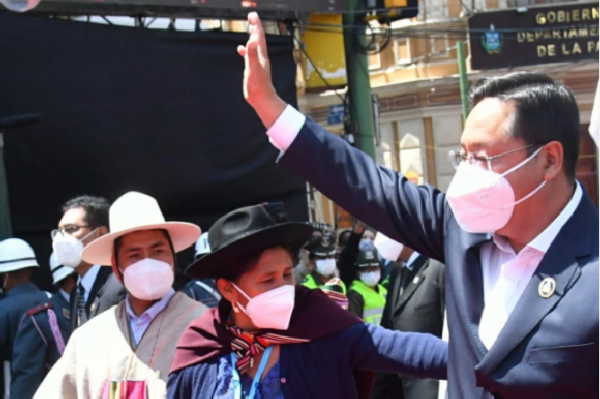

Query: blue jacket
left=275, top=117, right=599, bottom=398
left=0, top=283, right=48, bottom=363
left=10, top=293, right=72, bottom=399
left=167, top=323, right=447, bottom=398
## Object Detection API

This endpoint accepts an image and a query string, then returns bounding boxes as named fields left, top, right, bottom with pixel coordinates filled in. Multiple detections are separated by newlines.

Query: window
left=394, top=38, right=412, bottom=65
left=369, top=52, right=382, bottom=70
left=429, top=34, right=450, bottom=57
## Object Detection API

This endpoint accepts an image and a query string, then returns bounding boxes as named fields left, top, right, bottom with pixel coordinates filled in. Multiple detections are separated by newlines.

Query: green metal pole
left=0, top=133, right=13, bottom=239
left=457, top=40, right=470, bottom=120
left=343, top=0, right=377, bottom=159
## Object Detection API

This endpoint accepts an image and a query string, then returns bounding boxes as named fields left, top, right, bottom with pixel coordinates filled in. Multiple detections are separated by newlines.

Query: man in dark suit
left=373, top=234, right=445, bottom=399
left=51, top=195, right=126, bottom=329
left=235, top=12, right=598, bottom=398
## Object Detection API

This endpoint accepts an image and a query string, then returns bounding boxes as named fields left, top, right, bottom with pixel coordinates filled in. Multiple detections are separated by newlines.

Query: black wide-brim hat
left=185, top=202, right=313, bottom=279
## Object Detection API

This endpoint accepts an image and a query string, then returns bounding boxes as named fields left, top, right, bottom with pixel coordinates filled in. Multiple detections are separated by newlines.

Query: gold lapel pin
left=538, top=277, right=556, bottom=298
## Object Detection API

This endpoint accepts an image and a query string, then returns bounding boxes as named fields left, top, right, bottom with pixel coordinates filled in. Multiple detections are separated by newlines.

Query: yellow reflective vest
left=349, top=280, right=387, bottom=325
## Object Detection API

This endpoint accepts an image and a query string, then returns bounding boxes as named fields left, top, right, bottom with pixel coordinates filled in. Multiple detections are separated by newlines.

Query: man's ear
left=541, top=141, right=564, bottom=181
left=97, top=225, right=109, bottom=236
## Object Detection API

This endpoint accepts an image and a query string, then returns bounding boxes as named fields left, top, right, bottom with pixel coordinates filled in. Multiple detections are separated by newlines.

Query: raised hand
left=237, top=12, right=286, bottom=128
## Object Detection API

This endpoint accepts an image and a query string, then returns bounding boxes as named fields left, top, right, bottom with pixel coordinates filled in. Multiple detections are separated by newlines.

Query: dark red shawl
left=170, top=285, right=373, bottom=398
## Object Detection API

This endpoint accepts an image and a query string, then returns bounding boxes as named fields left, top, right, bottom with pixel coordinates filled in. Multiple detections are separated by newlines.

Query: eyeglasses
left=50, top=224, right=90, bottom=239
left=448, top=144, right=535, bottom=171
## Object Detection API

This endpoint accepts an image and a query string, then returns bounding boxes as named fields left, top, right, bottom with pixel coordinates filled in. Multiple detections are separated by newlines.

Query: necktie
left=76, top=282, right=87, bottom=326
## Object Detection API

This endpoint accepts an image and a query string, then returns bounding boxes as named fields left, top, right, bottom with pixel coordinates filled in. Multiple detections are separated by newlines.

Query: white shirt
left=125, top=289, right=175, bottom=346
left=266, top=104, right=585, bottom=349
left=478, top=182, right=582, bottom=349
left=78, top=264, right=101, bottom=303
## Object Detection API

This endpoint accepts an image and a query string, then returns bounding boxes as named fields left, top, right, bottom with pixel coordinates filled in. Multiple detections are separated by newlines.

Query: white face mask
left=232, top=283, right=295, bottom=330
left=122, top=258, right=174, bottom=301
left=52, top=233, right=84, bottom=268
left=315, top=258, right=336, bottom=276
left=359, top=270, right=381, bottom=287
left=447, top=147, right=546, bottom=233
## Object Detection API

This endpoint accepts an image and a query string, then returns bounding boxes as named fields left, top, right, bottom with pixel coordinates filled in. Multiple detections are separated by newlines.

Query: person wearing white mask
left=35, top=191, right=207, bottom=399
left=302, top=229, right=347, bottom=295
left=347, top=248, right=387, bottom=326
left=52, top=195, right=125, bottom=329
left=168, top=202, right=447, bottom=398
left=10, top=253, right=77, bottom=399
left=237, top=12, right=597, bottom=398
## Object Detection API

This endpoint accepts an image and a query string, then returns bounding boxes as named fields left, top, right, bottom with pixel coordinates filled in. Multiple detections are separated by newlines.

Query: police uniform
left=347, top=249, right=387, bottom=325
left=0, top=239, right=48, bottom=399
left=302, top=229, right=347, bottom=294
left=9, top=254, right=75, bottom=399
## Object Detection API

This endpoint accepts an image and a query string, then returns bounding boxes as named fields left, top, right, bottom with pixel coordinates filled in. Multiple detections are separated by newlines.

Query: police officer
left=10, top=253, right=76, bottom=399
left=347, top=248, right=387, bottom=325
left=302, top=229, right=346, bottom=295
left=0, top=238, right=48, bottom=399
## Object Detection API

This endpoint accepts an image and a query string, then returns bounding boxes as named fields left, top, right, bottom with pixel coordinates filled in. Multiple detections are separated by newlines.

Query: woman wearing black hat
left=168, top=203, right=446, bottom=399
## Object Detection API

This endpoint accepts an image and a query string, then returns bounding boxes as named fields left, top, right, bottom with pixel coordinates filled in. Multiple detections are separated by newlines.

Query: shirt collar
left=493, top=181, right=582, bottom=255
left=405, top=252, right=421, bottom=269
left=125, top=288, right=175, bottom=321
left=527, top=181, right=582, bottom=253
left=79, top=264, right=101, bottom=296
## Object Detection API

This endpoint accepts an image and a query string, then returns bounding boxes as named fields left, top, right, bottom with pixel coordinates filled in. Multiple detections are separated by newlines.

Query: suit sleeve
left=345, top=323, right=447, bottom=380
left=10, top=315, right=48, bottom=399
left=279, top=118, right=448, bottom=263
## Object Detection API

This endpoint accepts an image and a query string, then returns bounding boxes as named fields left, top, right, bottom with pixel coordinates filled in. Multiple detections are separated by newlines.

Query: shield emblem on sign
left=481, top=24, right=502, bottom=54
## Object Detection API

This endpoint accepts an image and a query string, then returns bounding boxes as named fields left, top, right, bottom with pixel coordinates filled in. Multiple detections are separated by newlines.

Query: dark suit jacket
left=279, top=117, right=599, bottom=398
left=0, top=282, right=48, bottom=398
left=10, top=293, right=72, bottom=399
left=373, top=256, right=445, bottom=399
left=70, top=267, right=125, bottom=329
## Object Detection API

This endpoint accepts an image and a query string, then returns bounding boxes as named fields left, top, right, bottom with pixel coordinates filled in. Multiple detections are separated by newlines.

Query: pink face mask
left=232, top=283, right=295, bottom=330
left=122, top=258, right=174, bottom=301
left=447, top=147, right=546, bottom=233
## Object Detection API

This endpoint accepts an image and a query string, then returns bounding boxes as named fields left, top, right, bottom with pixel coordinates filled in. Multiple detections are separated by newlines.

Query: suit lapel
left=87, top=267, right=111, bottom=308
left=395, top=256, right=429, bottom=312
left=475, top=195, right=596, bottom=375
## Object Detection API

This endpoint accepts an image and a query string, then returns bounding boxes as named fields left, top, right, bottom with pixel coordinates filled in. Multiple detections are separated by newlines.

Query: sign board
left=469, top=3, right=598, bottom=70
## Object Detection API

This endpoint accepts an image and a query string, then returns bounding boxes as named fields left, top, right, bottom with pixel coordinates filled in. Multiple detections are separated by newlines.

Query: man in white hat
left=10, top=254, right=77, bottom=399
left=0, top=238, right=48, bottom=399
left=35, top=191, right=207, bottom=399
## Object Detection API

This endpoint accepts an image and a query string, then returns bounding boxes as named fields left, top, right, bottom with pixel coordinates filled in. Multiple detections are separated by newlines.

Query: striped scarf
left=227, top=325, right=308, bottom=373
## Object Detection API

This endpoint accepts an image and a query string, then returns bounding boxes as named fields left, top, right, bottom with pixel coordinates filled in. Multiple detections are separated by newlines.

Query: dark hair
left=217, top=245, right=298, bottom=283
left=62, top=195, right=110, bottom=228
left=337, top=229, right=352, bottom=248
left=469, top=72, right=580, bottom=179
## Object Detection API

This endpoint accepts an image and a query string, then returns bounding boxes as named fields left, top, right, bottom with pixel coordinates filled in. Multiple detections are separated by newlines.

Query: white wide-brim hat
left=82, top=191, right=201, bottom=266
left=0, top=238, right=39, bottom=273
